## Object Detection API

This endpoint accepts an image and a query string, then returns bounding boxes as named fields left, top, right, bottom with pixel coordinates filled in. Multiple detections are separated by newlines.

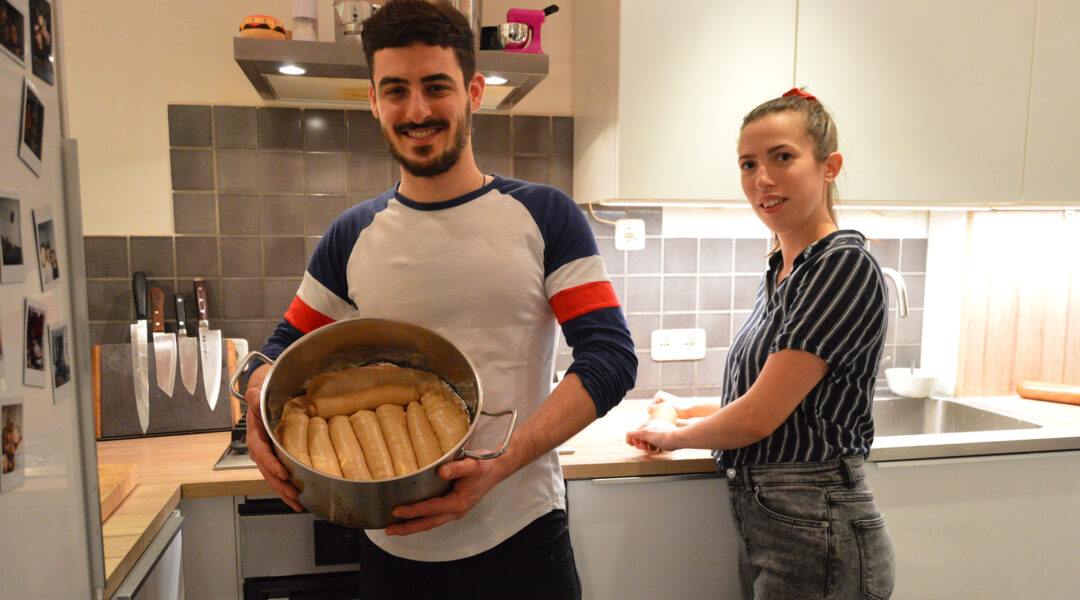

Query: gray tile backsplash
left=94, top=105, right=922, bottom=402
left=568, top=207, right=929, bottom=399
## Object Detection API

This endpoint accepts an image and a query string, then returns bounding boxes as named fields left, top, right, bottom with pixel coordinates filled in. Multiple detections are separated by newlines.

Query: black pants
left=356, top=509, right=582, bottom=600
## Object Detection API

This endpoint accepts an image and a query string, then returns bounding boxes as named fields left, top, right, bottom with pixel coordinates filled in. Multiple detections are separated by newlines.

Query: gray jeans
left=725, top=456, right=895, bottom=599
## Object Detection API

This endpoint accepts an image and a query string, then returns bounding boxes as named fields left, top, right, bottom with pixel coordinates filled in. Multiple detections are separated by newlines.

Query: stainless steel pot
left=230, top=318, right=516, bottom=529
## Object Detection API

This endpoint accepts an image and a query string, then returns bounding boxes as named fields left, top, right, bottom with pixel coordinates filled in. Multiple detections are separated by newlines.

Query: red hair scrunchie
left=782, top=88, right=818, bottom=102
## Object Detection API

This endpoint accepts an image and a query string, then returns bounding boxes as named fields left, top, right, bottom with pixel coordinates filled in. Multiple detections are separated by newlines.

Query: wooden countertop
left=94, top=400, right=708, bottom=597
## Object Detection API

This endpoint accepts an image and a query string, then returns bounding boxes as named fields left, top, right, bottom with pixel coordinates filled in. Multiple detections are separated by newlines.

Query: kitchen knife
left=174, top=293, right=199, bottom=397
left=130, top=272, right=150, bottom=434
left=194, top=279, right=222, bottom=411
left=150, top=286, right=176, bottom=398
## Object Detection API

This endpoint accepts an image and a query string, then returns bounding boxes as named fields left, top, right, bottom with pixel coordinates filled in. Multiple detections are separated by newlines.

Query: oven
left=237, top=497, right=365, bottom=599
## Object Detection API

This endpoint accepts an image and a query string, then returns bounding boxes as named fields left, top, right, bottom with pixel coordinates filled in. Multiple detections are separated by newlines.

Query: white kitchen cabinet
left=178, top=497, right=241, bottom=599
left=113, top=510, right=185, bottom=600
left=794, top=1, right=1036, bottom=204
left=567, top=473, right=741, bottom=600
left=573, top=0, right=796, bottom=204
left=1021, top=0, right=1080, bottom=205
left=867, top=451, right=1080, bottom=599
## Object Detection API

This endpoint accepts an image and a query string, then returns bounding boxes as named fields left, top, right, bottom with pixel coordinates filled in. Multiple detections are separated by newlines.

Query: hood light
left=279, top=64, right=306, bottom=75
left=484, top=75, right=508, bottom=85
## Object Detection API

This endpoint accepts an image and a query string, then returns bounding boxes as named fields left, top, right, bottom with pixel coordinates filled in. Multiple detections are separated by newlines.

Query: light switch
left=614, top=218, right=646, bottom=251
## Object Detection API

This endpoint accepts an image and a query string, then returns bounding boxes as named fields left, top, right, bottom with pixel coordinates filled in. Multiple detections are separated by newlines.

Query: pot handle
left=462, top=408, right=518, bottom=460
left=228, top=350, right=275, bottom=407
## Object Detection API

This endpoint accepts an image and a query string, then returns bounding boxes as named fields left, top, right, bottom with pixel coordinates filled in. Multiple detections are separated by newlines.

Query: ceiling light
left=278, top=64, right=306, bottom=75
left=484, top=75, right=508, bottom=85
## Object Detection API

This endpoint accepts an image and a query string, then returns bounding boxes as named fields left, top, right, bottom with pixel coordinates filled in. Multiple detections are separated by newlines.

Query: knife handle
left=174, top=294, right=188, bottom=332
left=132, top=271, right=148, bottom=321
left=150, top=287, right=166, bottom=333
left=193, top=278, right=209, bottom=322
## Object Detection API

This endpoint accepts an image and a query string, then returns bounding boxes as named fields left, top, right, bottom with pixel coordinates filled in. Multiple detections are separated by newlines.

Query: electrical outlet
left=614, top=218, right=646, bottom=250
left=650, top=328, right=707, bottom=361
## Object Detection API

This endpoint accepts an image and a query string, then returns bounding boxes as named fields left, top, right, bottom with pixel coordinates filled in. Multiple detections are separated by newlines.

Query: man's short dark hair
left=362, top=0, right=476, bottom=85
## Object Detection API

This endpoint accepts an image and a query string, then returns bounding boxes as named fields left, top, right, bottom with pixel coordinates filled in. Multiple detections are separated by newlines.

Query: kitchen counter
left=95, top=394, right=1080, bottom=597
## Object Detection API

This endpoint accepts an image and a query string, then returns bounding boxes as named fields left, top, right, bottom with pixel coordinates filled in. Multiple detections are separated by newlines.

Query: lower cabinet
left=113, top=510, right=185, bottom=600
left=566, top=473, right=741, bottom=600
left=867, top=450, right=1080, bottom=600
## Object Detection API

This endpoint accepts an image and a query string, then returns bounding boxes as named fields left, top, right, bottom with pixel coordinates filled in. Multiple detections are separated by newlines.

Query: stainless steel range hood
left=234, top=37, right=548, bottom=111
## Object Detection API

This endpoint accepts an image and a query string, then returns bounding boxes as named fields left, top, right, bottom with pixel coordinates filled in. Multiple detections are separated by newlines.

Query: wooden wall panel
left=956, top=212, right=1080, bottom=396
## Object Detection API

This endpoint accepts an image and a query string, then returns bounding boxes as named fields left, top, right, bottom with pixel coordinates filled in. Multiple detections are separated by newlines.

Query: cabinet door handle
left=589, top=472, right=722, bottom=485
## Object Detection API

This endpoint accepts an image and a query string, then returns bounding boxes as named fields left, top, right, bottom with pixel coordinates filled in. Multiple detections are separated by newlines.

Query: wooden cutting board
left=99, top=463, right=138, bottom=522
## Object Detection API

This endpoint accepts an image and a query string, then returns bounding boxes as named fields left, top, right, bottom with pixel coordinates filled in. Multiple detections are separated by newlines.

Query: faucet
left=880, top=268, right=909, bottom=318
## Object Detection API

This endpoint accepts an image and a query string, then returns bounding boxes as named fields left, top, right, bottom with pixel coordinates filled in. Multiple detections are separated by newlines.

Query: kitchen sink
left=873, top=397, right=1040, bottom=436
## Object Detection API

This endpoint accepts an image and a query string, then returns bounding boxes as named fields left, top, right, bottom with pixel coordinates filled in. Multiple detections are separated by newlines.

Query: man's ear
left=468, top=72, right=485, bottom=113
left=368, top=84, right=380, bottom=120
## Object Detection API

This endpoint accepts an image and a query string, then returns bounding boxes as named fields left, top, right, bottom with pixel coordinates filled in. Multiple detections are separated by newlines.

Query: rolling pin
left=1017, top=381, right=1080, bottom=406
left=644, top=403, right=679, bottom=454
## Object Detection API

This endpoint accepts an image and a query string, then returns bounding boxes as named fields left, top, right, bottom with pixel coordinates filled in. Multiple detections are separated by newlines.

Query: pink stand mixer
left=503, top=4, right=559, bottom=54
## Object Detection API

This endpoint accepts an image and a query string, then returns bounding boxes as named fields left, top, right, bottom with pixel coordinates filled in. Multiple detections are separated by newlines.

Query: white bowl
left=884, top=368, right=937, bottom=398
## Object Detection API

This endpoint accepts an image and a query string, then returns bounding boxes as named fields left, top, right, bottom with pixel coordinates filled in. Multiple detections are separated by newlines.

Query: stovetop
left=213, top=415, right=257, bottom=470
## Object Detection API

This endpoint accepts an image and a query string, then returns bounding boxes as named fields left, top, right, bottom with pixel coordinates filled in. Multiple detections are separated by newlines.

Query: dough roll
left=314, top=385, right=419, bottom=420
left=406, top=401, right=443, bottom=469
left=307, top=365, right=441, bottom=400
left=280, top=412, right=312, bottom=468
left=349, top=410, right=396, bottom=480
left=329, top=415, right=372, bottom=480
left=306, top=417, right=343, bottom=477
left=376, top=404, right=419, bottom=476
left=420, top=390, right=470, bottom=455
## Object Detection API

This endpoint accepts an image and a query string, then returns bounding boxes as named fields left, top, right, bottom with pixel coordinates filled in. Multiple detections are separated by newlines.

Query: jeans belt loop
left=742, top=465, right=753, bottom=489
left=842, top=456, right=858, bottom=489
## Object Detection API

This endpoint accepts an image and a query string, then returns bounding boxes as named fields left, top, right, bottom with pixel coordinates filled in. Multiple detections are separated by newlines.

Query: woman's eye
left=775, top=152, right=793, bottom=162
left=740, top=161, right=756, bottom=171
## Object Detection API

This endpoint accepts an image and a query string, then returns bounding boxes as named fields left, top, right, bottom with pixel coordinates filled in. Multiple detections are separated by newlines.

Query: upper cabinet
left=795, top=0, right=1037, bottom=204
left=1022, top=0, right=1080, bottom=205
left=573, top=0, right=796, bottom=204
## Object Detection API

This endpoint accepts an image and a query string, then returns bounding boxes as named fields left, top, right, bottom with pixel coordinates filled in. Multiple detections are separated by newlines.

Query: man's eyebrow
left=377, top=73, right=457, bottom=89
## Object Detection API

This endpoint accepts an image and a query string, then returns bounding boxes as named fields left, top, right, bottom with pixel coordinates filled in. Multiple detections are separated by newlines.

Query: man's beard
left=385, top=108, right=471, bottom=178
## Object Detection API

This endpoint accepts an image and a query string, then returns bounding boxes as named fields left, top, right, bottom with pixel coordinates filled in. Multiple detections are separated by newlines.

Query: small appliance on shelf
left=500, top=4, right=559, bottom=54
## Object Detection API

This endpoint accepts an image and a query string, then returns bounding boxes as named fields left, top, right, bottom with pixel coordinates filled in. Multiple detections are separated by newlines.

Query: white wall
left=61, top=0, right=573, bottom=236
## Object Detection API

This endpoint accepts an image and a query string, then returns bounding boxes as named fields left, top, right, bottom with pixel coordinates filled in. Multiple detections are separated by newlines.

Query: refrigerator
left=0, top=0, right=105, bottom=597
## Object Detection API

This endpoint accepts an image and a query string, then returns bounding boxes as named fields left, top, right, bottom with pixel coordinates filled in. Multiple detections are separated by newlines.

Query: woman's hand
left=648, top=390, right=698, bottom=420
left=626, top=418, right=681, bottom=454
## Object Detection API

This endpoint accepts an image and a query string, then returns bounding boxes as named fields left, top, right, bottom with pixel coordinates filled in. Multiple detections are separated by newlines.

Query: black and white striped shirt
left=715, top=230, right=888, bottom=468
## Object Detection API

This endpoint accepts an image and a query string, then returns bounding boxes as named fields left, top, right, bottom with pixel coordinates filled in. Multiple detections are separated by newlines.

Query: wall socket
left=650, top=328, right=707, bottom=361
left=614, top=218, right=646, bottom=250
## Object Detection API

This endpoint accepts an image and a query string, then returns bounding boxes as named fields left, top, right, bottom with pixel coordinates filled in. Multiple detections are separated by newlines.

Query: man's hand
left=245, top=364, right=303, bottom=512
left=384, top=455, right=501, bottom=536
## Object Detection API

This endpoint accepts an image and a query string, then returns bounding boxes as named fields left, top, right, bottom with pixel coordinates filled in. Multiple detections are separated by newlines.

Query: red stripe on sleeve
left=549, top=281, right=621, bottom=324
left=284, top=296, right=336, bottom=333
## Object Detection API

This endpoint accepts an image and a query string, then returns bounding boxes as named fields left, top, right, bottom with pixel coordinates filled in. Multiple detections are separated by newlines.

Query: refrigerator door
left=0, top=34, right=104, bottom=600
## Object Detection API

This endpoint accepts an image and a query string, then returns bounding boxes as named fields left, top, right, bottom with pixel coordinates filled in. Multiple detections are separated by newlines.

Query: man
left=244, top=1, right=636, bottom=598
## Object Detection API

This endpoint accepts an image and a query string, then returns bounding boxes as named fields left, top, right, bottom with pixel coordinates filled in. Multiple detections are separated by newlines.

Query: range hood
left=234, top=37, right=548, bottom=111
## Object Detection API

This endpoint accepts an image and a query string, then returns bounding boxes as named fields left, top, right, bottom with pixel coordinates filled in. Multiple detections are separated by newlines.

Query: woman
left=626, top=89, right=896, bottom=599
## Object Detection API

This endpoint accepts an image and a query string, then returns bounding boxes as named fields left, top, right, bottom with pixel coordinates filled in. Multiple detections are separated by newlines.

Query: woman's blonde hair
left=740, top=90, right=839, bottom=252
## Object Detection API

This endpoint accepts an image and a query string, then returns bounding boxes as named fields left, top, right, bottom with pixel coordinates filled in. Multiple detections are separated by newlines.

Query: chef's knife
left=194, top=279, right=222, bottom=411
left=150, top=286, right=176, bottom=397
left=130, top=271, right=150, bottom=434
left=174, top=293, right=198, bottom=396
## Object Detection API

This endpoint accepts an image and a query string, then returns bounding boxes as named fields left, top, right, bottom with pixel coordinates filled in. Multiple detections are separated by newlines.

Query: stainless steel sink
left=873, top=397, right=1040, bottom=436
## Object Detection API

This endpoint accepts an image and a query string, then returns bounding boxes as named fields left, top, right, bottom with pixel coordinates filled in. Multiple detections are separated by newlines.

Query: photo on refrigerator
left=32, top=205, right=59, bottom=291
left=1, top=398, right=24, bottom=493
left=0, top=0, right=24, bottom=66
left=23, top=297, right=46, bottom=387
left=28, top=0, right=51, bottom=84
left=0, top=192, right=25, bottom=283
left=19, top=77, right=44, bottom=177
left=47, top=318, right=71, bottom=402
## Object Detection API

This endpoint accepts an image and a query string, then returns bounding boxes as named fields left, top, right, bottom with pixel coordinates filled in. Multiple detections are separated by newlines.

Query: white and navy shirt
left=262, top=175, right=636, bottom=561
left=715, top=230, right=888, bottom=469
